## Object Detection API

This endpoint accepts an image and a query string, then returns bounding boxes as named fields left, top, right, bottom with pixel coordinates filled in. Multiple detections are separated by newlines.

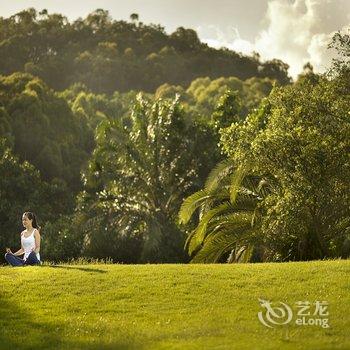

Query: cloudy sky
left=1, top=0, right=349, bottom=78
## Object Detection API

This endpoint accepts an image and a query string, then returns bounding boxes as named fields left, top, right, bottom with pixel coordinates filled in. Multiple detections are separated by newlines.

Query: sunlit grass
left=0, top=260, right=349, bottom=350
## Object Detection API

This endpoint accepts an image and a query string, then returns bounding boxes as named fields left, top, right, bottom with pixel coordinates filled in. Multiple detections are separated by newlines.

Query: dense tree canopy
left=0, top=8, right=291, bottom=94
left=77, top=94, right=218, bottom=262
left=220, top=74, right=350, bottom=260
left=0, top=73, right=90, bottom=191
left=155, top=76, right=275, bottom=122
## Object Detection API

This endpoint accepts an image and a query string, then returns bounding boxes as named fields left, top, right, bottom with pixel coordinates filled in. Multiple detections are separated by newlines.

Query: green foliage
left=0, top=73, right=90, bottom=191
left=0, top=8, right=291, bottom=93
left=155, top=83, right=193, bottom=104
left=220, top=74, right=350, bottom=261
left=186, top=76, right=275, bottom=120
left=257, top=58, right=291, bottom=85
left=40, top=214, right=85, bottom=263
left=211, top=90, right=243, bottom=129
left=179, top=159, right=268, bottom=263
left=76, top=94, right=218, bottom=262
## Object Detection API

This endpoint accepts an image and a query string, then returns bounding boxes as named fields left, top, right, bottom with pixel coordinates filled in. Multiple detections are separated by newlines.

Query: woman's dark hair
left=23, top=212, right=41, bottom=230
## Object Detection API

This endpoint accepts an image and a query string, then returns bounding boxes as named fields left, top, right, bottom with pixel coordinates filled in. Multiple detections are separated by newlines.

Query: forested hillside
left=0, top=8, right=291, bottom=93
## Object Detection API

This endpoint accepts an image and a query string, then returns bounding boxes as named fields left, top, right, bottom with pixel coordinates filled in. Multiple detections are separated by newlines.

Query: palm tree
left=179, top=160, right=270, bottom=263
left=79, top=94, right=212, bottom=262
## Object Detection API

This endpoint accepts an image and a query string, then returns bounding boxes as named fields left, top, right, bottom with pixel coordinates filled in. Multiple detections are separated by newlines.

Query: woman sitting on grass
left=4, top=212, right=41, bottom=266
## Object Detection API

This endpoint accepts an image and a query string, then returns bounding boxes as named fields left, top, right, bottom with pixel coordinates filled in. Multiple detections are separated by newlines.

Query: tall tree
left=77, top=94, right=218, bottom=262
left=220, top=74, right=350, bottom=260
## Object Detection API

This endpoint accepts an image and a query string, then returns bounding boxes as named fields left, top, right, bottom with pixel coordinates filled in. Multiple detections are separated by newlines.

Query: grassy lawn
left=0, top=260, right=349, bottom=350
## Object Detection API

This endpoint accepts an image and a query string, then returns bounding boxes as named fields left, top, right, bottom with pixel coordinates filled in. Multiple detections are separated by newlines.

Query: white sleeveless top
left=21, top=229, right=40, bottom=261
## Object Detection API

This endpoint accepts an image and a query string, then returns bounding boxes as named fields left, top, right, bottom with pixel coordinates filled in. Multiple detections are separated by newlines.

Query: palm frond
left=190, top=232, right=237, bottom=263
left=229, top=165, right=247, bottom=203
left=241, top=176, right=261, bottom=196
left=204, top=212, right=255, bottom=236
left=187, top=202, right=232, bottom=255
left=234, top=195, right=261, bottom=210
left=178, top=189, right=211, bottom=225
left=204, top=159, right=234, bottom=192
left=191, top=226, right=259, bottom=263
left=184, top=228, right=197, bottom=252
left=227, top=244, right=255, bottom=263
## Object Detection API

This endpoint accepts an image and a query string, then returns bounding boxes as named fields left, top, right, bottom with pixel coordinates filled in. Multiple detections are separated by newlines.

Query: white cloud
left=198, top=0, right=349, bottom=79
left=307, top=32, right=335, bottom=71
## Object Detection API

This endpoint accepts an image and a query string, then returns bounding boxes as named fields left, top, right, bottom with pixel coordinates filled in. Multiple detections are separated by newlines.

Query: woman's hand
left=6, top=247, right=12, bottom=254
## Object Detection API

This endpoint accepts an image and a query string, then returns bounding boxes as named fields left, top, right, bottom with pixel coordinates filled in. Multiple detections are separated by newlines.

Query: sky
left=1, top=0, right=349, bottom=78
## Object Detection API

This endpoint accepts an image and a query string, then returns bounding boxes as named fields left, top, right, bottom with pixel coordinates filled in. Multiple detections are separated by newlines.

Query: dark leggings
left=4, top=252, right=40, bottom=266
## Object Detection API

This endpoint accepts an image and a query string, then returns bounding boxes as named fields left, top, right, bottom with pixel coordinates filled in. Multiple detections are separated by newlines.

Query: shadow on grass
left=0, top=295, right=140, bottom=350
left=47, top=265, right=107, bottom=273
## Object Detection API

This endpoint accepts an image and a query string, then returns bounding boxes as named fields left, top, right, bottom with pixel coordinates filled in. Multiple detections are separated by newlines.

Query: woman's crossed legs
left=4, top=252, right=40, bottom=266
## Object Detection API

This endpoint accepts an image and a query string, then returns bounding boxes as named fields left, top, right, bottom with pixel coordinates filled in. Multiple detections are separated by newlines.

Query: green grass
left=0, top=260, right=349, bottom=350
